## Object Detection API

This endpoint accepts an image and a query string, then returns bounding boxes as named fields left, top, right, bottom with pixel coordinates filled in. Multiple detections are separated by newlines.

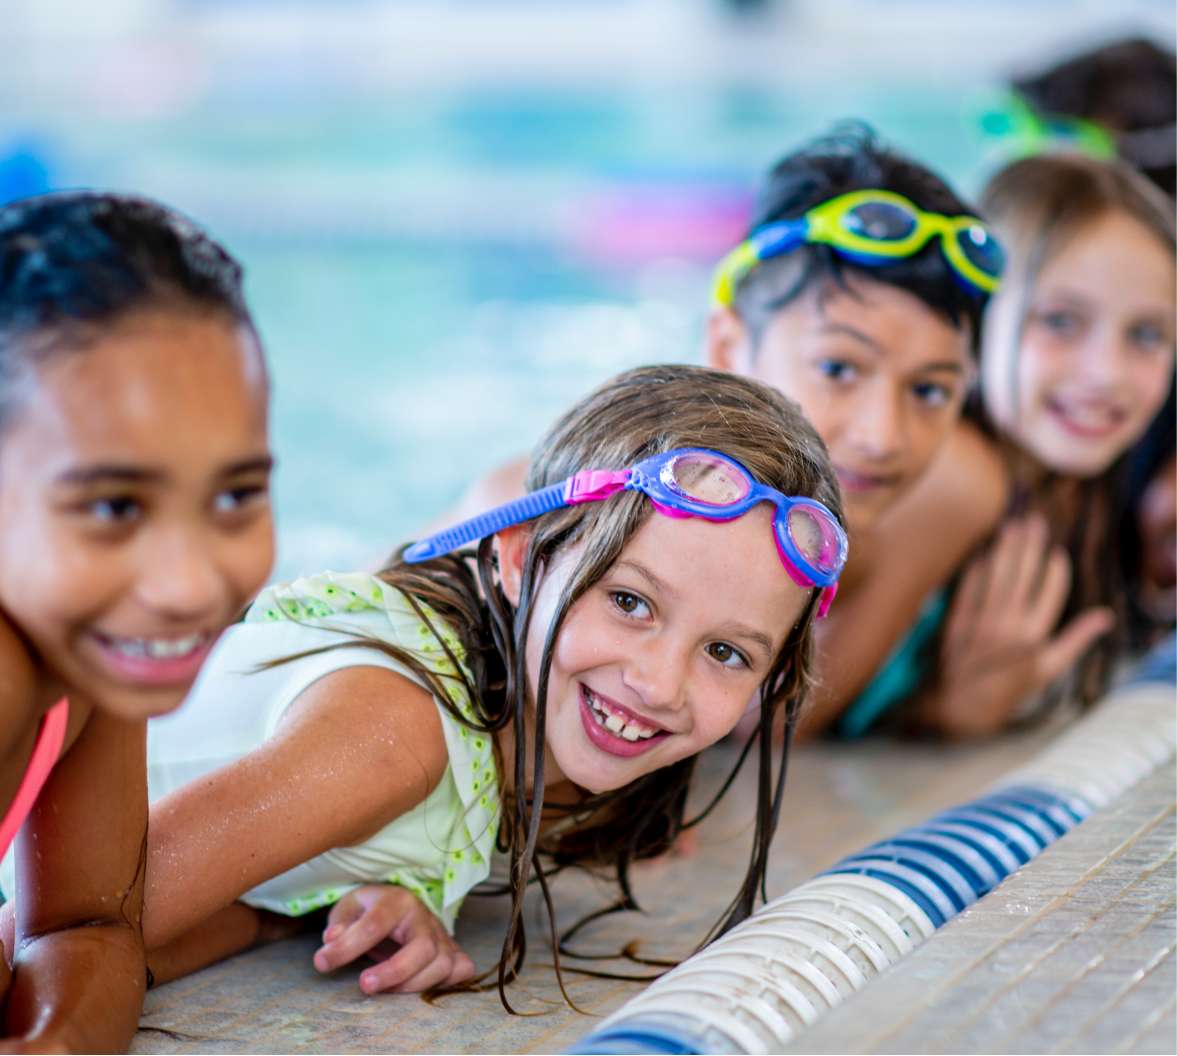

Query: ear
left=494, top=524, right=532, bottom=606
left=705, top=306, right=754, bottom=374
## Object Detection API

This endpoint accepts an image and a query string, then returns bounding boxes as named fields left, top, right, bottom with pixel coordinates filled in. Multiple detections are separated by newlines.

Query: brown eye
left=706, top=641, right=748, bottom=668
left=609, top=591, right=648, bottom=617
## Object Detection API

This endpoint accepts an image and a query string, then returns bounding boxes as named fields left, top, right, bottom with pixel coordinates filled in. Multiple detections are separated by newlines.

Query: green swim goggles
left=980, top=91, right=1117, bottom=164
left=711, top=189, right=1005, bottom=307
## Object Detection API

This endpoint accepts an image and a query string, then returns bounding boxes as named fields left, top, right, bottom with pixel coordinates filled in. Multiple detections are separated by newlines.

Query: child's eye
left=213, top=484, right=270, bottom=515
left=609, top=591, right=650, bottom=619
left=816, top=359, right=858, bottom=383
left=911, top=380, right=952, bottom=408
left=1128, top=320, right=1170, bottom=352
left=88, top=496, right=142, bottom=524
left=705, top=641, right=749, bottom=669
left=1036, top=308, right=1083, bottom=338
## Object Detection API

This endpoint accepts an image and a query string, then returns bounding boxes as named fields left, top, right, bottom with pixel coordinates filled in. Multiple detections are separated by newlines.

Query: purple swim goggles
left=404, top=448, right=848, bottom=618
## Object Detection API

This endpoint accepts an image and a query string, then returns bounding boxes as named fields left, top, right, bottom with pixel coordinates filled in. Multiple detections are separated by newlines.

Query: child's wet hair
left=382, top=364, right=844, bottom=1008
left=0, top=190, right=255, bottom=431
left=732, top=122, right=989, bottom=349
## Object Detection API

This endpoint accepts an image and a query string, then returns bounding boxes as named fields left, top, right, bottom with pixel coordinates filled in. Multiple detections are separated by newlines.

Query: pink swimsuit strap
left=0, top=698, right=69, bottom=861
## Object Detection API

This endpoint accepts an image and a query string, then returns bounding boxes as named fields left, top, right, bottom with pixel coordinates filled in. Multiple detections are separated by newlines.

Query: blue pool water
left=8, top=82, right=993, bottom=577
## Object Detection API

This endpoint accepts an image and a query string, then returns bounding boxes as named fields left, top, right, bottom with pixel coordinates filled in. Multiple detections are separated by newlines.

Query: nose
left=1074, top=326, right=1129, bottom=391
left=621, top=636, right=691, bottom=714
left=848, top=384, right=905, bottom=463
left=133, top=524, right=228, bottom=623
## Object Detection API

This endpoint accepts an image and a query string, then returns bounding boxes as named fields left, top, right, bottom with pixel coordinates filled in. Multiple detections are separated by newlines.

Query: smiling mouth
left=579, top=684, right=670, bottom=757
left=96, top=631, right=210, bottom=660
left=89, top=629, right=216, bottom=687
left=1045, top=396, right=1128, bottom=440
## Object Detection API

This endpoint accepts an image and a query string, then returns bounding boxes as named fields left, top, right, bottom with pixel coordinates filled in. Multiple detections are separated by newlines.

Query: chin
left=97, top=684, right=190, bottom=722
left=1034, top=442, right=1120, bottom=480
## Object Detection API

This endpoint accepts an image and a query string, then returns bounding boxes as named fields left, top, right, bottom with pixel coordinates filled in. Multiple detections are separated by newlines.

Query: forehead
left=1035, top=210, right=1175, bottom=305
left=615, top=504, right=807, bottom=647
left=4, top=311, right=268, bottom=471
left=763, top=275, right=970, bottom=369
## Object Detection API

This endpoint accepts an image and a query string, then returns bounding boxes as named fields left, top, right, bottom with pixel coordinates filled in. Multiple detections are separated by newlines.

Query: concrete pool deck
left=132, top=722, right=1173, bottom=1054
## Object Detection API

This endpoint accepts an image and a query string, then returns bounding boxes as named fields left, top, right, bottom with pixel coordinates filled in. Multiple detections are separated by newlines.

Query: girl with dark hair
left=91, top=364, right=845, bottom=1007
left=0, top=191, right=275, bottom=1050
left=904, top=154, right=1174, bottom=737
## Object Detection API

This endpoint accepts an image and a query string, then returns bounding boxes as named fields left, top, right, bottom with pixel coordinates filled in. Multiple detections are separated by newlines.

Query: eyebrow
left=55, top=455, right=274, bottom=487
left=821, top=322, right=966, bottom=375
left=716, top=621, right=775, bottom=658
left=819, top=321, right=882, bottom=353
left=614, top=559, right=679, bottom=600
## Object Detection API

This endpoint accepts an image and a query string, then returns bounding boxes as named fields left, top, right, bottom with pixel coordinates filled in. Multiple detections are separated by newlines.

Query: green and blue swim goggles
left=980, top=91, right=1117, bottom=164
left=711, top=189, right=1005, bottom=307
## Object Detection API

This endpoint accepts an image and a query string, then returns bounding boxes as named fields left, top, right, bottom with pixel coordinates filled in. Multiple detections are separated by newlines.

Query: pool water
left=11, top=81, right=991, bottom=577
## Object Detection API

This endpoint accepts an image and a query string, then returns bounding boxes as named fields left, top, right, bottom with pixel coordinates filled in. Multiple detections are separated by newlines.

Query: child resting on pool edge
left=0, top=191, right=275, bottom=1051
left=100, top=364, right=845, bottom=1008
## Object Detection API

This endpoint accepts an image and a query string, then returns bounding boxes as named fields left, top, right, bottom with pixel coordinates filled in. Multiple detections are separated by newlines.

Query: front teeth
left=109, top=633, right=205, bottom=660
left=586, top=688, right=659, bottom=741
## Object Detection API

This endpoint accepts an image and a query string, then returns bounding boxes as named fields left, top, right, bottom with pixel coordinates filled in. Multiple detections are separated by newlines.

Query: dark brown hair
left=374, top=364, right=843, bottom=1008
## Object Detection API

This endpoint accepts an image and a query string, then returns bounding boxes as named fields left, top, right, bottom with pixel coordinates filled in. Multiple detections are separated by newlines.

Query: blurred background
left=4, top=0, right=1173, bottom=577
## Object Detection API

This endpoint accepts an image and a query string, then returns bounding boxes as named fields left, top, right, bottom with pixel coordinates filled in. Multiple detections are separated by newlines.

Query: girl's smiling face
left=0, top=309, right=275, bottom=720
left=982, top=208, right=1175, bottom=478
left=500, top=503, right=809, bottom=795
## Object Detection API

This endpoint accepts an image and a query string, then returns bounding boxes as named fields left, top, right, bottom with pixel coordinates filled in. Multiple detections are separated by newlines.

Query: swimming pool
left=8, top=78, right=991, bottom=577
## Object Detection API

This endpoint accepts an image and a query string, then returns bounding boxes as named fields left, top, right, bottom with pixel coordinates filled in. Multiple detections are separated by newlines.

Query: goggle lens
left=956, top=224, right=1006, bottom=277
left=665, top=452, right=751, bottom=506
left=843, top=201, right=917, bottom=242
left=784, top=505, right=843, bottom=576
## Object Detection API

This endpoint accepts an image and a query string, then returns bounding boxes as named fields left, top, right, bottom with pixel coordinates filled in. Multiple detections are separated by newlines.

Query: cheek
left=227, top=516, right=276, bottom=602
left=1131, top=358, right=1175, bottom=420
left=698, top=681, right=759, bottom=744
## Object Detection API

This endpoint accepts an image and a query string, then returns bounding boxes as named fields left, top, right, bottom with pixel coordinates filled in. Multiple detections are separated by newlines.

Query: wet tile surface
left=135, top=724, right=1170, bottom=1055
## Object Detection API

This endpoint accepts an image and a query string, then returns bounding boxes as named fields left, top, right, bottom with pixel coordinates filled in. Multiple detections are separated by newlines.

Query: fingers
left=356, top=934, right=474, bottom=995
left=1037, top=607, right=1116, bottom=688
left=1008, top=515, right=1050, bottom=607
left=1026, top=545, right=1072, bottom=641
left=942, top=547, right=993, bottom=652
left=314, top=890, right=406, bottom=974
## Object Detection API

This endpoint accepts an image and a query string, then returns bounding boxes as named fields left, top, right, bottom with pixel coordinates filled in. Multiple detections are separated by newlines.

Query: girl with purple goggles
left=405, top=447, right=848, bottom=617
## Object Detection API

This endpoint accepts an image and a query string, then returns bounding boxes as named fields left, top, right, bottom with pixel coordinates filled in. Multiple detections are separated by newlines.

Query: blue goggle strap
left=403, top=480, right=570, bottom=563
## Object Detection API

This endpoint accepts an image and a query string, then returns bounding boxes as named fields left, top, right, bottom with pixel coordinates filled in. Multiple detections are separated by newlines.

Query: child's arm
left=147, top=902, right=305, bottom=985
left=797, top=423, right=1010, bottom=738
left=142, top=665, right=450, bottom=958
left=5, top=708, right=148, bottom=1053
left=313, top=885, right=475, bottom=994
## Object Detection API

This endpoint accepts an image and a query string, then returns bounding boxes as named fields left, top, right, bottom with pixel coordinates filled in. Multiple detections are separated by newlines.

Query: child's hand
left=927, top=515, right=1114, bottom=737
left=312, top=885, right=475, bottom=995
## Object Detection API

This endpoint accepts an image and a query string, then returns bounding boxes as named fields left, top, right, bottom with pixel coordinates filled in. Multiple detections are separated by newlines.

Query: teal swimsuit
left=836, top=591, right=948, bottom=738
